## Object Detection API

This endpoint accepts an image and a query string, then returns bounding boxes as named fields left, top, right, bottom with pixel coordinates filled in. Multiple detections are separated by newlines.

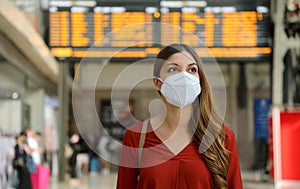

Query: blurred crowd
left=0, top=125, right=123, bottom=189
left=0, top=127, right=44, bottom=189
left=0, top=129, right=16, bottom=188
left=65, top=132, right=122, bottom=181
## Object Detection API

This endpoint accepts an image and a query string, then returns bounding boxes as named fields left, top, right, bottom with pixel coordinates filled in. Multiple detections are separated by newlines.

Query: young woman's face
left=159, top=51, right=199, bottom=80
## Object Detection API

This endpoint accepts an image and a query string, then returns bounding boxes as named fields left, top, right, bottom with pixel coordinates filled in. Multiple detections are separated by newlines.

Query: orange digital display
left=49, top=8, right=271, bottom=61
left=49, top=11, right=70, bottom=47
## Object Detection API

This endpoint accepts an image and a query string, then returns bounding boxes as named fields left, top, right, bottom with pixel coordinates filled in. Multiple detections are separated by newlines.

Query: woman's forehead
left=164, top=51, right=196, bottom=65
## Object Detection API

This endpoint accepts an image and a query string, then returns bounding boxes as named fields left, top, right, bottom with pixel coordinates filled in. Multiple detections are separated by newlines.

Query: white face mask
left=158, top=72, right=201, bottom=108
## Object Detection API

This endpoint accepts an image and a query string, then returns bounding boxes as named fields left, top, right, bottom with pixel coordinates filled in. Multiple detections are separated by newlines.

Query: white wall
left=24, top=89, right=45, bottom=132
left=0, top=63, right=46, bottom=133
left=0, top=63, right=24, bottom=133
left=0, top=100, right=22, bottom=134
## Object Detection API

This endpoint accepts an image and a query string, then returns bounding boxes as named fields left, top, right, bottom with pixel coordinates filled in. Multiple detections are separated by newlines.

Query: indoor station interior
left=0, top=0, right=300, bottom=188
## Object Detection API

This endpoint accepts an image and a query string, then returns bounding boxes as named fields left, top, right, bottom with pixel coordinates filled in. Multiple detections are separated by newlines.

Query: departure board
left=49, top=6, right=272, bottom=61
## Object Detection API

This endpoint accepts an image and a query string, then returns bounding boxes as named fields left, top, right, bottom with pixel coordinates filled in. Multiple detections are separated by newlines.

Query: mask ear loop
left=156, top=77, right=164, bottom=83
left=154, top=76, right=163, bottom=95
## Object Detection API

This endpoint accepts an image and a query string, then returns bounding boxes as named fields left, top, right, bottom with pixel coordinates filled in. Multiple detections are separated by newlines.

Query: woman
left=117, top=44, right=242, bottom=189
left=13, top=132, right=32, bottom=189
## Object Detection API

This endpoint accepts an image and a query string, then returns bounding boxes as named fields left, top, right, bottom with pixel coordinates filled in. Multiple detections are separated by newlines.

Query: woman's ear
left=153, top=77, right=162, bottom=91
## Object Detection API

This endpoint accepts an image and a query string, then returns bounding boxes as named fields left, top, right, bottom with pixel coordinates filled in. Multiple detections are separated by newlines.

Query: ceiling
left=0, top=0, right=60, bottom=94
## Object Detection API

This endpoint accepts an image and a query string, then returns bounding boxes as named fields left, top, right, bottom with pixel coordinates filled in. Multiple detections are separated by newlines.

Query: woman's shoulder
left=223, top=125, right=237, bottom=150
left=224, top=125, right=235, bottom=139
left=125, top=121, right=143, bottom=135
left=122, top=121, right=144, bottom=147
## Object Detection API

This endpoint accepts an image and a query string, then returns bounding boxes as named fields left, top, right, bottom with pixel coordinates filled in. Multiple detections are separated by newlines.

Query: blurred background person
left=24, top=127, right=37, bottom=173
left=32, top=131, right=44, bottom=166
left=67, top=133, right=90, bottom=180
left=0, top=130, right=17, bottom=188
left=13, top=132, right=32, bottom=189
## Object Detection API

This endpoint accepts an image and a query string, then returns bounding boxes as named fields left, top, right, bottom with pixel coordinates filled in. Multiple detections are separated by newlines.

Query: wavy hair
left=153, top=44, right=230, bottom=188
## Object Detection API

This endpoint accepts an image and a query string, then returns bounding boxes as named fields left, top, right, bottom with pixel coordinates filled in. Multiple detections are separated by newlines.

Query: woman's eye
left=168, top=67, right=179, bottom=72
left=188, top=67, right=197, bottom=73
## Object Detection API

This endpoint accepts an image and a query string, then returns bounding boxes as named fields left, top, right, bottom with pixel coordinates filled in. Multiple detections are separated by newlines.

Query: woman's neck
left=152, top=104, right=194, bottom=144
left=163, top=104, right=193, bottom=130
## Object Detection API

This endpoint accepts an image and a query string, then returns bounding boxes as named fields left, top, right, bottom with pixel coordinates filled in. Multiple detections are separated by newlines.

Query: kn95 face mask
left=158, top=72, right=201, bottom=108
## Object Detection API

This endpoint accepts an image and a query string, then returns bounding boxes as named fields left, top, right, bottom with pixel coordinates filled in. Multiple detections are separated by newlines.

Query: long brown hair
left=154, top=44, right=230, bottom=188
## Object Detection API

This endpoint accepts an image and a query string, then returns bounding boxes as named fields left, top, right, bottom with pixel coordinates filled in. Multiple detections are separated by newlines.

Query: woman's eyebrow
left=166, top=62, right=197, bottom=66
left=188, top=63, right=198, bottom=66
left=166, top=62, right=179, bottom=66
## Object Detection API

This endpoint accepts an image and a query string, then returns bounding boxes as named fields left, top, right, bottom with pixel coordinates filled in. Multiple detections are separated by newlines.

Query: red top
left=117, top=121, right=243, bottom=189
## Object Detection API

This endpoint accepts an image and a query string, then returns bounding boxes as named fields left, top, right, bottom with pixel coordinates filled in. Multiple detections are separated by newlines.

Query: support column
left=272, top=0, right=285, bottom=106
left=58, top=62, right=69, bottom=182
left=272, top=0, right=300, bottom=106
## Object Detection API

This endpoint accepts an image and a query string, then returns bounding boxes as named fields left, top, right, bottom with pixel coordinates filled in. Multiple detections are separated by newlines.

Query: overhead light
left=94, top=7, right=102, bottom=13
left=145, top=7, right=157, bottom=14
left=49, top=6, right=58, bottom=12
left=222, top=7, right=236, bottom=13
left=71, top=7, right=87, bottom=12
left=212, top=7, right=222, bottom=13
left=161, top=1, right=183, bottom=8
left=182, top=7, right=198, bottom=13
left=0, top=89, right=20, bottom=100
left=11, top=92, right=20, bottom=100
left=204, top=7, right=212, bottom=13
left=75, top=1, right=96, bottom=7
left=111, top=7, right=126, bottom=13
left=102, top=7, right=111, bottom=14
left=161, top=1, right=207, bottom=8
left=185, top=1, right=207, bottom=7
left=49, top=1, right=72, bottom=7
left=49, top=0, right=96, bottom=7
left=257, top=6, right=269, bottom=13
left=160, top=7, right=169, bottom=13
